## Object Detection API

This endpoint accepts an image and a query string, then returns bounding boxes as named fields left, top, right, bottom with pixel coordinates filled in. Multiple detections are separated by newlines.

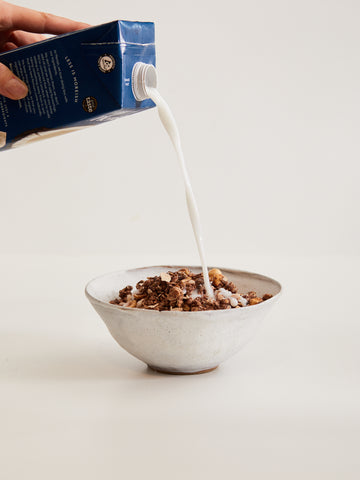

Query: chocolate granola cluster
left=110, top=268, right=272, bottom=312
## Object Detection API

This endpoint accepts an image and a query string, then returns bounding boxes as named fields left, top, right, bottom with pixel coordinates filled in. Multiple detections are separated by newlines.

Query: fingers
left=2, top=42, right=18, bottom=51
left=2, top=2, right=90, bottom=35
left=7, top=30, right=46, bottom=47
left=0, top=62, right=28, bottom=100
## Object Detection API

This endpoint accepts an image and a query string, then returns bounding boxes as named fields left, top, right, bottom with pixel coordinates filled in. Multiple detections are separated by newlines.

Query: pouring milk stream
left=132, top=63, right=213, bottom=298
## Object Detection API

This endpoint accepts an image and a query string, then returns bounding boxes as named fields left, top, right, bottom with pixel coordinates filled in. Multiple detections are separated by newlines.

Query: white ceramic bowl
left=85, top=266, right=282, bottom=374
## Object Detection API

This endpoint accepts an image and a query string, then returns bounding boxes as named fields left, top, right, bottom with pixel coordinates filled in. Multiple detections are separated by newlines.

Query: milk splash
left=146, top=87, right=213, bottom=298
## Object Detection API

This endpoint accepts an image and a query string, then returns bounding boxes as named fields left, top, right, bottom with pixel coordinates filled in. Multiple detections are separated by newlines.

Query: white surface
left=0, top=0, right=359, bottom=256
left=1, top=253, right=359, bottom=479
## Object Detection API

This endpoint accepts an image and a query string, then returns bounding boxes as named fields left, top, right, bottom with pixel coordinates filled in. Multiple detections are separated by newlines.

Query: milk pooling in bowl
left=132, top=63, right=213, bottom=298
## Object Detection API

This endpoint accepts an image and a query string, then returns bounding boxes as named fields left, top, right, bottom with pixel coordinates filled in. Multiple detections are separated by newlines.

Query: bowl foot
left=147, top=365, right=218, bottom=375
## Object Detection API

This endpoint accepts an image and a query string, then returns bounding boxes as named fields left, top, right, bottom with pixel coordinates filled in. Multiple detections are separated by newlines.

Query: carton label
left=0, top=20, right=156, bottom=150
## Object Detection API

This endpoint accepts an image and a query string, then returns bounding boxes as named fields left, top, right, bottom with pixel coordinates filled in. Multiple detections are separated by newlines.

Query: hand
left=0, top=1, right=89, bottom=100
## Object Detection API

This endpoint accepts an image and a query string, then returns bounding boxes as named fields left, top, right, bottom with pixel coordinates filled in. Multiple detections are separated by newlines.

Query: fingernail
left=5, top=78, right=28, bottom=99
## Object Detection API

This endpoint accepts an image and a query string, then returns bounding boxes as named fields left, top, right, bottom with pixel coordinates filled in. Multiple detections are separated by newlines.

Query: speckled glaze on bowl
left=85, top=266, right=282, bottom=374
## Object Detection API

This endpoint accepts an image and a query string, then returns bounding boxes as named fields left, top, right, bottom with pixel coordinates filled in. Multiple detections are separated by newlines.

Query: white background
left=1, top=1, right=359, bottom=479
left=0, top=0, right=358, bottom=256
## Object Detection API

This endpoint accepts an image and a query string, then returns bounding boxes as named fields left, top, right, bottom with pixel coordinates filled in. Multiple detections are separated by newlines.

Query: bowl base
left=147, top=365, right=218, bottom=375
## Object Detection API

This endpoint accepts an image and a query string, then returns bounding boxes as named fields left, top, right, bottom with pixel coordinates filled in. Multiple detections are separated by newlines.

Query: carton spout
left=132, top=62, right=157, bottom=101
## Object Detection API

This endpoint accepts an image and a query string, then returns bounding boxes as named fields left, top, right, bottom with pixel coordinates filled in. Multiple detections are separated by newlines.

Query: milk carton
left=0, top=20, right=155, bottom=150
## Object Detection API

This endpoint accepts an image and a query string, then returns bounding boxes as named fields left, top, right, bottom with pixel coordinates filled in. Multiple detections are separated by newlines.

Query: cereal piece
left=248, top=297, right=262, bottom=306
left=230, top=297, right=238, bottom=308
left=208, top=268, right=224, bottom=287
left=168, top=286, right=183, bottom=307
left=127, top=300, right=137, bottom=308
left=137, top=298, right=146, bottom=308
left=118, top=285, right=133, bottom=301
left=147, top=303, right=160, bottom=310
left=178, top=268, right=191, bottom=277
left=238, top=296, right=248, bottom=307
left=219, top=298, right=231, bottom=309
left=184, top=279, right=197, bottom=295
left=134, top=293, right=146, bottom=301
left=160, top=272, right=171, bottom=283
left=227, top=282, right=237, bottom=293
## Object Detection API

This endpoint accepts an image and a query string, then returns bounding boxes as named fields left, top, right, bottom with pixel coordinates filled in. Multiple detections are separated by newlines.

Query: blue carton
left=0, top=20, right=155, bottom=150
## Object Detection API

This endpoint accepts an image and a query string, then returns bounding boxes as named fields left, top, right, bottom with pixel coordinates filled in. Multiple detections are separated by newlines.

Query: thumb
left=0, top=63, right=28, bottom=100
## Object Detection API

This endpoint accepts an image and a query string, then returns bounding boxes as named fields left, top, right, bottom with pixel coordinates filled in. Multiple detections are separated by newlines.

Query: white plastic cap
left=132, top=62, right=157, bottom=101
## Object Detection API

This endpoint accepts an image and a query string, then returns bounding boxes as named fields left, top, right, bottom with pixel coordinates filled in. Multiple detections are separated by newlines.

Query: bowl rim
left=85, top=265, right=282, bottom=316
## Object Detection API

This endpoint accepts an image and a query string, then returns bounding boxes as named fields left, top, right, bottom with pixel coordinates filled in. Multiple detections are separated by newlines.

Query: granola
left=110, top=268, right=273, bottom=312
